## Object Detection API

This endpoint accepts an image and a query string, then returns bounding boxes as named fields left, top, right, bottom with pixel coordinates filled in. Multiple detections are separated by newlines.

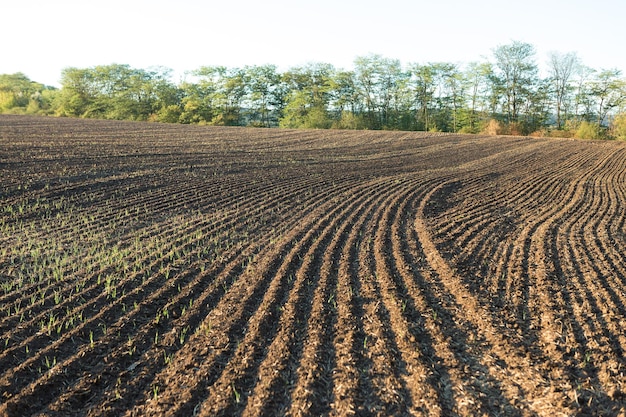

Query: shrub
left=575, top=121, right=602, bottom=140
left=610, top=113, right=626, bottom=140
left=481, top=119, right=503, bottom=135
left=458, top=125, right=479, bottom=134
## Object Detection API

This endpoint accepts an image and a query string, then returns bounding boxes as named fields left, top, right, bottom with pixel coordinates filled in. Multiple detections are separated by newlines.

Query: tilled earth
left=1, top=115, right=625, bottom=416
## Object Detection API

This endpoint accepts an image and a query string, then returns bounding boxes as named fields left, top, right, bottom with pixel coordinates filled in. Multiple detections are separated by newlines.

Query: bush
left=575, top=121, right=602, bottom=140
left=332, top=111, right=366, bottom=130
left=506, top=122, right=524, bottom=136
left=481, top=119, right=503, bottom=135
left=151, top=105, right=182, bottom=123
left=611, top=113, right=626, bottom=140
left=458, top=125, right=479, bottom=134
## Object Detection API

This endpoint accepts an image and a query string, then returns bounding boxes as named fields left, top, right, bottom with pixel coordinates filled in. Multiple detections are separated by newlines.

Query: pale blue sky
left=3, top=0, right=625, bottom=86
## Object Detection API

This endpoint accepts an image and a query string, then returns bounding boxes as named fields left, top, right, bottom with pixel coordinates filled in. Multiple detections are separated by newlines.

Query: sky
left=3, top=0, right=626, bottom=87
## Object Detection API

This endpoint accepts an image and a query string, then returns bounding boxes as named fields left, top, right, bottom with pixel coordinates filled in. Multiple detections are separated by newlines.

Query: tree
left=0, top=73, right=56, bottom=114
left=572, top=65, right=596, bottom=122
left=409, top=62, right=461, bottom=131
left=56, top=67, right=97, bottom=117
left=148, top=67, right=183, bottom=123
left=431, top=63, right=464, bottom=132
left=353, top=55, right=406, bottom=129
left=329, top=70, right=368, bottom=129
left=523, top=78, right=551, bottom=133
left=588, top=69, right=626, bottom=127
left=218, top=68, right=247, bottom=125
left=88, top=64, right=153, bottom=120
left=461, top=62, right=493, bottom=133
left=491, top=41, right=539, bottom=123
left=56, top=65, right=177, bottom=120
left=547, top=51, right=579, bottom=129
left=244, top=65, right=284, bottom=127
left=280, top=63, right=335, bottom=129
left=187, top=66, right=247, bottom=125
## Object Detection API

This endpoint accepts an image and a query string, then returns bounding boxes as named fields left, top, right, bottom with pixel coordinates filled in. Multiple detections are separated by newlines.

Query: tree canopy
left=2, top=41, right=626, bottom=139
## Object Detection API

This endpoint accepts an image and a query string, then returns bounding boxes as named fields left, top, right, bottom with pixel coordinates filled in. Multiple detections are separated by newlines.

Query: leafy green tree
left=55, top=67, right=95, bottom=117
left=187, top=66, right=247, bottom=125
left=243, top=65, right=284, bottom=127
left=56, top=65, right=177, bottom=120
left=0, top=73, right=55, bottom=114
left=331, top=70, right=360, bottom=116
left=354, top=55, right=407, bottom=129
left=547, top=51, right=579, bottom=129
left=523, top=78, right=552, bottom=134
left=178, top=80, right=212, bottom=124
left=491, top=41, right=539, bottom=123
left=8, top=40, right=626, bottom=136
left=149, top=69, right=183, bottom=123
left=571, top=65, right=597, bottom=122
left=424, top=63, right=464, bottom=132
left=409, top=62, right=460, bottom=131
left=460, top=62, right=493, bottom=133
left=218, top=68, right=247, bottom=125
left=589, top=69, right=626, bottom=128
left=280, top=63, right=335, bottom=129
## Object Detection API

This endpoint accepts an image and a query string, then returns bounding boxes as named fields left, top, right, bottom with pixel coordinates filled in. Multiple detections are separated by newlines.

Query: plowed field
left=1, top=115, right=626, bottom=416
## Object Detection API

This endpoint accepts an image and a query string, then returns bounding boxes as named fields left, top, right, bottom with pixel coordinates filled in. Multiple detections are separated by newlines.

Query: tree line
left=2, top=41, right=626, bottom=139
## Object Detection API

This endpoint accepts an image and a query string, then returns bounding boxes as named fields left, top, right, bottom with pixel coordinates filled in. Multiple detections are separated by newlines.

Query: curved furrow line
left=0, top=246, right=234, bottom=410
left=530, top=152, right=626, bottom=412
left=375, top=176, right=531, bottom=415
left=45, top=230, right=284, bottom=416
left=126, top=179, right=385, bottom=416
left=407, top=193, right=536, bottom=415
left=428, top=144, right=586, bottom=248
left=58, top=205, right=322, bottom=416
left=323, top=187, right=385, bottom=416
left=13, top=169, right=342, bottom=348
left=426, top=157, right=586, bottom=314
left=0, top=178, right=363, bottom=415
left=276, top=178, right=427, bottom=416
left=0, top=200, right=294, bottom=416
left=291, top=179, right=413, bottom=415
left=0, top=210, right=239, bottom=359
left=316, top=176, right=431, bottom=416
left=238, top=180, right=392, bottom=416
left=0, top=217, right=198, bottom=333
left=413, top=179, right=582, bottom=416
left=514, top=148, right=619, bottom=410
left=462, top=142, right=600, bottom=216
left=197, top=179, right=396, bottom=417
left=0, top=193, right=207, bottom=311
left=327, top=176, right=447, bottom=414
left=385, top=178, right=483, bottom=415
left=560, top=179, right=626, bottom=368
left=565, top=152, right=626, bottom=332
left=3, top=171, right=342, bottom=400
left=0, top=173, right=332, bottom=336
left=374, top=178, right=456, bottom=413
left=142, top=180, right=378, bottom=414
left=478, top=146, right=609, bottom=315
left=21, top=173, right=301, bottom=248
left=20, top=163, right=304, bottom=239
left=584, top=149, right=626, bottom=288
left=407, top=197, right=530, bottom=415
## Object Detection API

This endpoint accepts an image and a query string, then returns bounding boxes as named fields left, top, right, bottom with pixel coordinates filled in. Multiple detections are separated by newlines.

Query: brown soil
left=0, top=115, right=625, bottom=416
